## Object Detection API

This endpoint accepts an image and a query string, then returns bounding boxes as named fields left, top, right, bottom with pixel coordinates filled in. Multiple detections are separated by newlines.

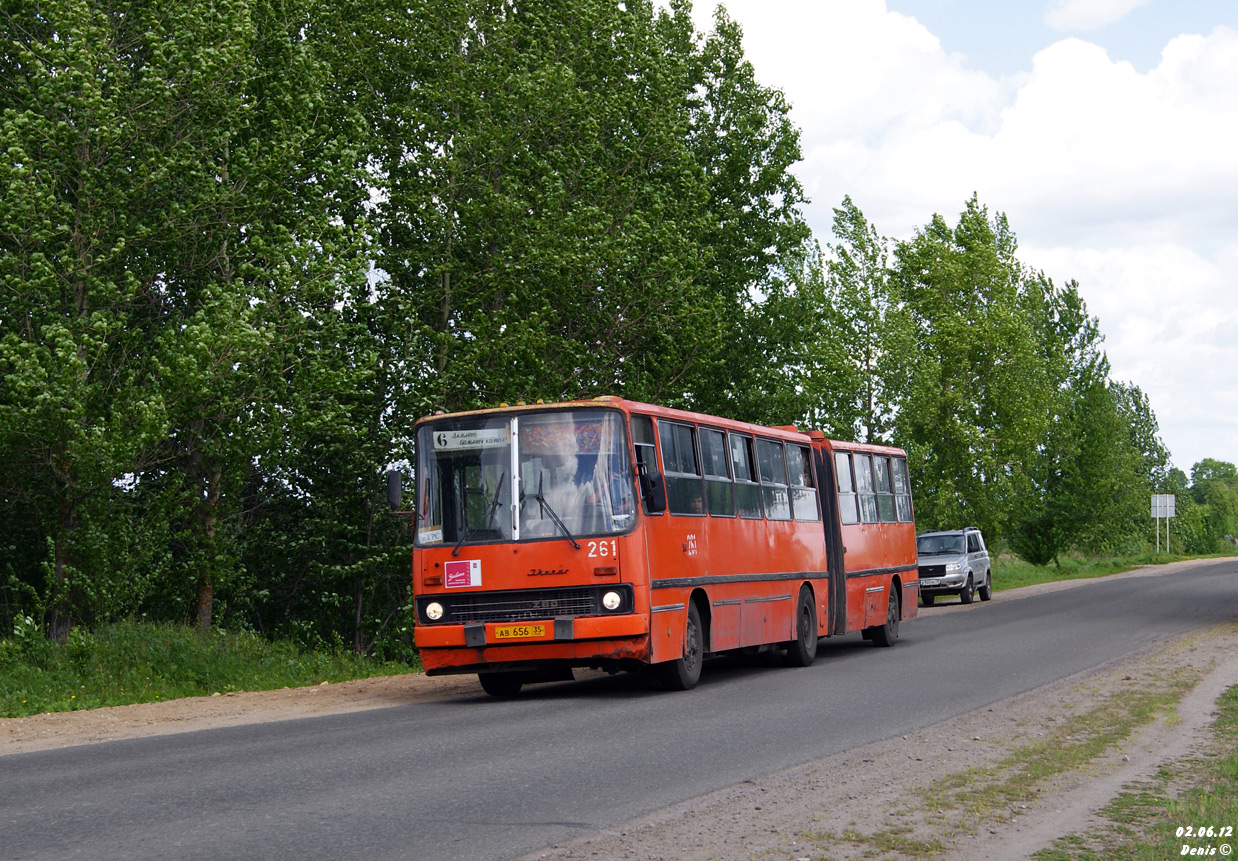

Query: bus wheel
left=660, top=602, right=704, bottom=691
left=871, top=589, right=900, bottom=647
left=959, top=575, right=975, bottom=605
left=478, top=672, right=523, bottom=698
left=978, top=572, right=992, bottom=601
left=783, top=586, right=818, bottom=667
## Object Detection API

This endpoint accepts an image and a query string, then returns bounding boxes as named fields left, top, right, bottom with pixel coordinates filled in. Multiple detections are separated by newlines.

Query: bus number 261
left=588, top=540, right=617, bottom=559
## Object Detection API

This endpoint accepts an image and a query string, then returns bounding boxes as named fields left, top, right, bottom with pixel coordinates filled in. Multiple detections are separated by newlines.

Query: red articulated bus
left=401, top=397, right=918, bottom=696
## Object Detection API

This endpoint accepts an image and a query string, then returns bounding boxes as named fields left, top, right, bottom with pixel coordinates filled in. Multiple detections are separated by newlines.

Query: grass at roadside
left=1035, top=684, right=1238, bottom=860
left=0, top=619, right=417, bottom=718
left=991, top=550, right=1235, bottom=592
left=801, top=656, right=1201, bottom=858
left=923, top=670, right=1197, bottom=829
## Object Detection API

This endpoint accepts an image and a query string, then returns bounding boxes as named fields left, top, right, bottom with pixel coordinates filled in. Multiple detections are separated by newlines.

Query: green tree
left=1006, top=278, right=1118, bottom=563
left=821, top=195, right=904, bottom=441
left=677, top=4, right=810, bottom=421
left=1188, top=459, right=1238, bottom=551
left=1, top=0, right=368, bottom=635
left=0, top=0, right=191, bottom=636
left=891, top=196, right=1052, bottom=537
left=368, top=0, right=714, bottom=415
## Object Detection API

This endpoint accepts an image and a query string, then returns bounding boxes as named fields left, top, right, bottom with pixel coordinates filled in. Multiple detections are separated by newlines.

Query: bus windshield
left=415, top=409, right=635, bottom=547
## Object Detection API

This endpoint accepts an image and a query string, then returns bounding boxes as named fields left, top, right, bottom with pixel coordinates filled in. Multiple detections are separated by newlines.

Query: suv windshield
left=415, top=409, right=635, bottom=547
left=917, top=534, right=966, bottom=555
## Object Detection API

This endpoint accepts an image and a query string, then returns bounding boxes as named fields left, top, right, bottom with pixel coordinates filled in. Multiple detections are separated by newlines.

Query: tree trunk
left=195, top=463, right=223, bottom=632
left=49, top=488, right=77, bottom=643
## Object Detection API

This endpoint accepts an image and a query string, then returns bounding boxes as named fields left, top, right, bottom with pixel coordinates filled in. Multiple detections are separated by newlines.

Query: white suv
left=916, top=528, right=991, bottom=606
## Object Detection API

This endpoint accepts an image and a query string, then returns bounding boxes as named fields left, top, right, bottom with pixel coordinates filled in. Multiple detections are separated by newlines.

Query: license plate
left=493, top=623, right=547, bottom=640
left=921, top=579, right=940, bottom=587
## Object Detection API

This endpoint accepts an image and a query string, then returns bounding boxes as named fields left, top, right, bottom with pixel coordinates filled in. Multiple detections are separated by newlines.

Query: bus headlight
left=426, top=602, right=444, bottom=621
left=602, top=591, right=622, bottom=611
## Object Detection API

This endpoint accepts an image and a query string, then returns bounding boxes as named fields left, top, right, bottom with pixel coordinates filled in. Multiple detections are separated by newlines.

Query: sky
left=685, top=0, right=1238, bottom=477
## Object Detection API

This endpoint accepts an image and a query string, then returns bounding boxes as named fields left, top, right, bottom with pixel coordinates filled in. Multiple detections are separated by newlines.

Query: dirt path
left=4, top=560, right=1235, bottom=860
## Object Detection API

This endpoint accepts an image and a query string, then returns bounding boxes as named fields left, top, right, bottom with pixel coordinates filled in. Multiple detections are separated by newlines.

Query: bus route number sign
left=434, top=427, right=510, bottom=451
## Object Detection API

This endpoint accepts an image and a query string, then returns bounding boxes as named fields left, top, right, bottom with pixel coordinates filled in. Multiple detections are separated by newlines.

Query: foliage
left=891, top=196, right=1054, bottom=539
left=1, top=0, right=1228, bottom=660
left=989, top=551, right=1220, bottom=592
left=0, top=618, right=414, bottom=718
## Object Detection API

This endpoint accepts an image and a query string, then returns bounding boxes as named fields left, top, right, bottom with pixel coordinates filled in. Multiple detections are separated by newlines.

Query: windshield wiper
left=535, top=472, right=580, bottom=549
left=450, top=519, right=470, bottom=557
left=484, top=472, right=506, bottom=531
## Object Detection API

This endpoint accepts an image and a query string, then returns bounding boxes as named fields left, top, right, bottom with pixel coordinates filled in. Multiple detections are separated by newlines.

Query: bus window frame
left=873, top=454, right=897, bottom=523
left=892, top=456, right=914, bottom=522
left=852, top=452, right=879, bottom=524
left=631, top=413, right=664, bottom=517
left=755, top=437, right=792, bottom=522
left=658, top=419, right=706, bottom=517
left=729, top=432, right=764, bottom=520
left=699, top=425, right=736, bottom=518
left=787, top=443, right=821, bottom=523
left=835, top=450, right=859, bottom=525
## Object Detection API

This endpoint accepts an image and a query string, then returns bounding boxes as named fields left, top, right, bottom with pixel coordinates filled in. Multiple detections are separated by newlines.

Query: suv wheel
left=978, top=571, right=992, bottom=601
left=959, top=574, right=975, bottom=605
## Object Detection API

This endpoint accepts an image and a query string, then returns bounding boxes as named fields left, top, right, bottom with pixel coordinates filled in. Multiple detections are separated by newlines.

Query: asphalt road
left=4, top=559, right=1237, bottom=861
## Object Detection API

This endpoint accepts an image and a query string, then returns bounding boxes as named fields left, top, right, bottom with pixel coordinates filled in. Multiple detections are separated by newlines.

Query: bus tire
left=783, top=586, right=818, bottom=667
left=978, top=572, right=992, bottom=601
left=660, top=601, right=704, bottom=691
left=870, top=588, right=899, bottom=647
left=959, top=574, right=975, bottom=604
left=478, top=672, right=523, bottom=698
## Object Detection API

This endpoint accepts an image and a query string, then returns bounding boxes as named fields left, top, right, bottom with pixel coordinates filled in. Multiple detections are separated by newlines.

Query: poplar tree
left=0, top=0, right=367, bottom=633
left=892, top=196, right=1052, bottom=536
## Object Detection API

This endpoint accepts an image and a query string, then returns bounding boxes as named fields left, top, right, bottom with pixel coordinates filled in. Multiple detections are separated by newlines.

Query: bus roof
left=415, top=396, right=815, bottom=442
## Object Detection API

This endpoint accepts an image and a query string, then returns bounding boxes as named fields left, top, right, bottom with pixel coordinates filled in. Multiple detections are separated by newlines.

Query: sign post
left=1151, top=494, right=1176, bottom=554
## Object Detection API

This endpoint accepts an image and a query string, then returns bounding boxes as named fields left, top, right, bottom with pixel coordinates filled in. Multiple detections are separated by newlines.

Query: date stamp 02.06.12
left=1177, top=825, right=1234, bottom=856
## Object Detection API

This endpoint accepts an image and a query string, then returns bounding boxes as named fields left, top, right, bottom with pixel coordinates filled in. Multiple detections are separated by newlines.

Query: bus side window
left=788, top=444, right=820, bottom=522
left=755, top=438, right=791, bottom=521
left=873, top=455, right=896, bottom=523
left=853, top=453, right=878, bottom=524
left=729, top=433, right=763, bottom=519
left=835, top=451, right=859, bottom=525
left=700, top=427, right=735, bottom=517
left=631, top=414, right=664, bottom=515
left=658, top=421, right=705, bottom=516
left=892, top=456, right=914, bottom=522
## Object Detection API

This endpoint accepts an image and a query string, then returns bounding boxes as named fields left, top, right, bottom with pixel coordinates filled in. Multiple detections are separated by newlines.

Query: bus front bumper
left=415, top=614, right=651, bottom=674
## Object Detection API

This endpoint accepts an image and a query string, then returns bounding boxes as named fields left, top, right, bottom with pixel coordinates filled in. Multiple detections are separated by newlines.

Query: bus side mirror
left=386, top=470, right=403, bottom=512
left=639, top=466, right=667, bottom=514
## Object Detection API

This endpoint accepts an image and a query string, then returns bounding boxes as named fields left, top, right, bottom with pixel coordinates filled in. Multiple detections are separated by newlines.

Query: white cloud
left=689, top=1, right=1238, bottom=468
left=1044, top=0, right=1151, bottom=32
left=1027, top=242, right=1238, bottom=472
